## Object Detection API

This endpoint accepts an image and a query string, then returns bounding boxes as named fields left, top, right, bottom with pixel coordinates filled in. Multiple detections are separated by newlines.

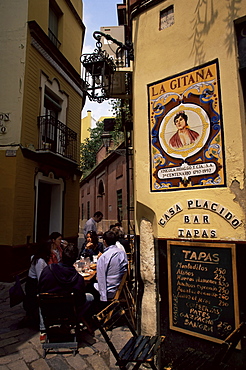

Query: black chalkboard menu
left=167, top=241, right=239, bottom=343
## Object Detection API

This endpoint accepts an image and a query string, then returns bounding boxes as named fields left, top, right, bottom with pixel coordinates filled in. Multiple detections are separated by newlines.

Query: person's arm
left=97, top=256, right=108, bottom=301
left=35, top=259, right=47, bottom=280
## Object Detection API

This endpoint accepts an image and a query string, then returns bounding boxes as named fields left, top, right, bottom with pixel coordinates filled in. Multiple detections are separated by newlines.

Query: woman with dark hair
left=169, top=111, right=199, bottom=149
left=23, top=240, right=52, bottom=324
left=48, top=231, right=63, bottom=264
left=79, top=230, right=104, bottom=261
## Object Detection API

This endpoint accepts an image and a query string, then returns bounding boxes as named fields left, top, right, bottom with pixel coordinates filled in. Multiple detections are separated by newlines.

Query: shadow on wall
left=190, top=0, right=242, bottom=65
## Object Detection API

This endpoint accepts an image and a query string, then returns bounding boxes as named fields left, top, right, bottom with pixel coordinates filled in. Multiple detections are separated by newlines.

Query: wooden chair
left=93, top=299, right=165, bottom=370
left=113, top=270, right=128, bottom=301
left=110, top=270, right=136, bottom=328
left=38, top=292, right=79, bottom=357
left=163, top=322, right=245, bottom=370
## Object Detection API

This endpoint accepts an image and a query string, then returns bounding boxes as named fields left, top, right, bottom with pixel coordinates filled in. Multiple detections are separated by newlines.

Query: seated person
left=23, top=240, right=52, bottom=324
left=94, top=230, right=128, bottom=303
left=79, top=230, right=104, bottom=261
left=110, top=226, right=131, bottom=253
left=117, top=227, right=131, bottom=254
left=38, top=244, right=94, bottom=342
left=48, top=231, right=63, bottom=264
left=110, top=224, right=131, bottom=253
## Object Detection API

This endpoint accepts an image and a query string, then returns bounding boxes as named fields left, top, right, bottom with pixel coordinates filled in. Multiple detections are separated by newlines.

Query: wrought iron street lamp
left=81, top=39, right=115, bottom=103
left=101, top=131, right=112, bottom=151
left=81, top=31, right=133, bottom=103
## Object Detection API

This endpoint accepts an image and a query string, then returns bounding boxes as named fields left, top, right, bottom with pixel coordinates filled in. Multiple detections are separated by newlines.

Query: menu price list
left=168, top=242, right=239, bottom=342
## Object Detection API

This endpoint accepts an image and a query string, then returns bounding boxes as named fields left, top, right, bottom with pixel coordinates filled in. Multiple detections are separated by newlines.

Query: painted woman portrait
left=169, top=111, right=200, bottom=149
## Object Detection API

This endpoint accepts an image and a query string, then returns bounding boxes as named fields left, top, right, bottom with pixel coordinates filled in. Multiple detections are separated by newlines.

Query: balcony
left=48, top=28, right=61, bottom=49
left=37, top=115, right=77, bottom=162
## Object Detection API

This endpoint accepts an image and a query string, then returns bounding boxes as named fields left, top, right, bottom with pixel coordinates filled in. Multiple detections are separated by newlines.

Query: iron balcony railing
left=48, top=28, right=61, bottom=48
left=38, top=115, right=77, bottom=162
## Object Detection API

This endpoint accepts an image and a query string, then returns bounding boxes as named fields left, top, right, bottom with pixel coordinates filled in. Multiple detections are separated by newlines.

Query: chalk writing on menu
left=168, top=241, right=239, bottom=343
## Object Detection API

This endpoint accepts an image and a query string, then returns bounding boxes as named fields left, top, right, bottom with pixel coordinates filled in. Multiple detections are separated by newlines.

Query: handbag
left=9, top=275, right=26, bottom=307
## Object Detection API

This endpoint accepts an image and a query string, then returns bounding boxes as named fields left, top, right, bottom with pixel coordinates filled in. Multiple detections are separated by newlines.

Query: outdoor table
left=80, top=269, right=97, bottom=284
left=75, top=262, right=97, bottom=285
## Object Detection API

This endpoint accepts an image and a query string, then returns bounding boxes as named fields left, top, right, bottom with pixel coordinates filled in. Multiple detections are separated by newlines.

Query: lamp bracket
left=93, top=31, right=134, bottom=61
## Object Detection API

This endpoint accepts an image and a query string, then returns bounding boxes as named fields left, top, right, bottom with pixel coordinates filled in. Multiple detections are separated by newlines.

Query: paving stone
left=111, top=327, right=132, bottom=351
left=0, top=282, right=134, bottom=370
left=109, top=351, right=118, bottom=369
left=17, top=330, right=38, bottom=343
left=30, top=358, right=50, bottom=370
left=29, top=336, right=44, bottom=357
left=65, top=354, right=88, bottom=369
left=0, top=328, right=9, bottom=336
left=46, top=355, right=71, bottom=370
left=78, top=346, right=95, bottom=356
left=92, top=340, right=109, bottom=353
left=0, top=312, right=14, bottom=320
left=4, top=342, right=29, bottom=355
left=0, top=337, right=19, bottom=348
left=19, top=347, right=40, bottom=363
left=0, top=329, right=27, bottom=339
left=86, top=353, right=109, bottom=370
left=79, top=332, right=95, bottom=345
left=7, top=359, right=29, bottom=370
left=0, top=353, right=21, bottom=365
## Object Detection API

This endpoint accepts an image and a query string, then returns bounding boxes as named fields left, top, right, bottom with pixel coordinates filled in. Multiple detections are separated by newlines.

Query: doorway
left=34, top=172, right=64, bottom=242
left=36, top=182, right=51, bottom=241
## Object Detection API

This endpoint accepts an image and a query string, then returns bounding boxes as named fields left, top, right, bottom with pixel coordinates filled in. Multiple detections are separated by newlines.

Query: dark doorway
left=36, top=182, right=52, bottom=242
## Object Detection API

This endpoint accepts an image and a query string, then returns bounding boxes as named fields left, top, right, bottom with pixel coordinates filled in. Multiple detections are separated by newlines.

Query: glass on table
left=93, top=255, right=98, bottom=263
left=74, top=259, right=85, bottom=273
left=84, top=257, right=91, bottom=272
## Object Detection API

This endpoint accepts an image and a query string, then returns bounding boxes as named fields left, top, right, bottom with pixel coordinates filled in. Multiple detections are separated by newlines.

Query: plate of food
left=79, top=272, right=90, bottom=277
left=90, top=263, right=97, bottom=270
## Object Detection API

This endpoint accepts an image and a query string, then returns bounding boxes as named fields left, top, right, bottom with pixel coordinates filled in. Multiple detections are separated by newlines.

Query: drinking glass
left=84, top=257, right=90, bottom=272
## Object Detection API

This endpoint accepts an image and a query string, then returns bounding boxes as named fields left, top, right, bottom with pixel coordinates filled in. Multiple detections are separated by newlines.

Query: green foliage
left=109, top=99, right=132, bottom=126
left=80, top=99, right=132, bottom=177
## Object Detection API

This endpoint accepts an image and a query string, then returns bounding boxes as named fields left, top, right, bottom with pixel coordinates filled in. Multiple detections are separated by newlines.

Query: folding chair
left=109, top=270, right=136, bottom=328
left=93, top=300, right=165, bottom=370
left=38, top=292, right=79, bottom=357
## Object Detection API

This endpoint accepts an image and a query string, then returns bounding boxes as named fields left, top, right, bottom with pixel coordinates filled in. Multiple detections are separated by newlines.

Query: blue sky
left=82, top=0, right=120, bottom=122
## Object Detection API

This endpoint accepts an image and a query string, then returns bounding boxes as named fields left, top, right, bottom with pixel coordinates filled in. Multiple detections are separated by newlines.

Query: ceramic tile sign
left=167, top=241, right=239, bottom=344
left=148, top=59, right=225, bottom=191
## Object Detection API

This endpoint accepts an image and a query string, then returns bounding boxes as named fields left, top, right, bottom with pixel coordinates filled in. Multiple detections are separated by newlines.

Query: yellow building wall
left=0, top=0, right=83, bottom=247
left=132, top=0, right=246, bottom=241
left=81, top=111, right=92, bottom=142
left=0, top=152, right=17, bottom=245
left=28, top=0, right=84, bottom=73
left=22, top=30, right=82, bottom=161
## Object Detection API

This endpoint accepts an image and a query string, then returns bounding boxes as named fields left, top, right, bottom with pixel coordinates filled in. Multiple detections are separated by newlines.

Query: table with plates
left=74, top=261, right=97, bottom=285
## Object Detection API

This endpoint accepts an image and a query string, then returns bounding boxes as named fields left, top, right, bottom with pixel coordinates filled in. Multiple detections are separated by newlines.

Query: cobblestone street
left=0, top=282, right=133, bottom=370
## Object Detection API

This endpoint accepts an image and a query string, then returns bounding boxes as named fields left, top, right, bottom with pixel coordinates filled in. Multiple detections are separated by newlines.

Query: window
left=87, top=201, right=90, bottom=220
left=160, top=6, right=174, bottom=30
left=98, top=180, right=105, bottom=197
left=117, top=189, right=123, bottom=223
left=81, top=203, right=84, bottom=220
left=49, top=1, right=62, bottom=48
left=40, top=87, right=67, bottom=154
